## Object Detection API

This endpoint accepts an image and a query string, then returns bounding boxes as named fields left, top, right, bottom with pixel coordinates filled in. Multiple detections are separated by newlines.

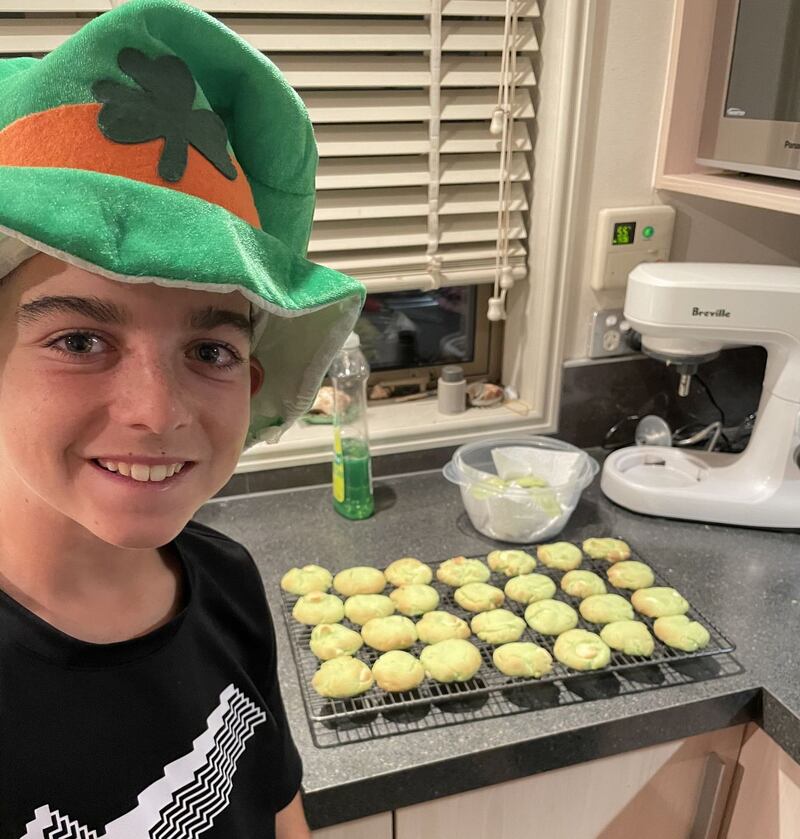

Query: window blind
left=1, top=0, right=537, bottom=295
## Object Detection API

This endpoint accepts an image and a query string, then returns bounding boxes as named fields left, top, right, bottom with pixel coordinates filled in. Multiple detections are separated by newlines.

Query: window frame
left=239, top=0, right=595, bottom=472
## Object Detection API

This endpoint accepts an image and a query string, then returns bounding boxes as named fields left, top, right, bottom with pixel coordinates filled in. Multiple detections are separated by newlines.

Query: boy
left=0, top=1, right=364, bottom=837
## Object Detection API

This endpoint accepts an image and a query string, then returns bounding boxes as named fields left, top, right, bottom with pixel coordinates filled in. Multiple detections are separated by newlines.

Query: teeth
left=97, top=459, right=186, bottom=482
left=132, top=464, right=165, bottom=482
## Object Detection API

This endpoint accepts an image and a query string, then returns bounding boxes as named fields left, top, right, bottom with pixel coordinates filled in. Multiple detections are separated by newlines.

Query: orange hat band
left=0, top=103, right=261, bottom=228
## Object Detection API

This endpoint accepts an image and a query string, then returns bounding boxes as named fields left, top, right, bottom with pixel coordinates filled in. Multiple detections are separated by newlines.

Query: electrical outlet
left=588, top=308, right=638, bottom=359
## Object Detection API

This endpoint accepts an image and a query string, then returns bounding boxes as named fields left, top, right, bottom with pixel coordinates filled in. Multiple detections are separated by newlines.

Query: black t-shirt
left=0, top=520, right=303, bottom=839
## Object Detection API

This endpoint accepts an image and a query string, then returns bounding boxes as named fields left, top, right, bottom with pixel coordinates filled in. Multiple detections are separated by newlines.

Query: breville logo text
left=691, top=307, right=731, bottom=318
left=785, top=139, right=800, bottom=149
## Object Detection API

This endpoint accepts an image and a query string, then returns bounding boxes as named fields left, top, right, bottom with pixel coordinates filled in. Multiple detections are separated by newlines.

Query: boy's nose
left=110, top=357, right=194, bottom=433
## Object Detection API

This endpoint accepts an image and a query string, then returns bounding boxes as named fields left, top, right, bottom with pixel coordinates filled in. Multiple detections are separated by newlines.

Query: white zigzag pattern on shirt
left=19, top=684, right=267, bottom=839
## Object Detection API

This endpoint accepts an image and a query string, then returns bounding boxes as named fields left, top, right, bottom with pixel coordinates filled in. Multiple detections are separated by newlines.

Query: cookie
left=524, top=599, right=579, bottom=635
left=600, top=620, right=654, bottom=656
left=384, top=557, right=433, bottom=586
left=561, top=570, right=606, bottom=599
left=470, top=609, right=526, bottom=644
left=453, top=582, right=505, bottom=613
left=419, top=639, right=482, bottom=682
left=554, top=629, right=611, bottom=671
left=582, top=538, right=631, bottom=563
left=579, top=593, right=634, bottom=625
left=415, top=611, right=471, bottom=644
left=292, top=591, right=345, bottom=625
left=389, top=584, right=440, bottom=617
left=631, top=587, right=689, bottom=618
left=504, top=573, right=557, bottom=605
left=280, top=564, right=333, bottom=596
left=537, top=542, right=582, bottom=571
left=492, top=642, right=553, bottom=678
left=653, top=615, right=710, bottom=651
left=371, top=650, right=425, bottom=692
left=607, top=560, right=654, bottom=591
left=309, top=623, right=364, bottom=661
left=436, top=556, right=491, bottom=587
left=343, top=594, right=395, bottom=625
left=487, top=549, right=537, bottom=577
left=333, top=566, right=387, bottom=596
left=311, top=655, right=374, bottom=698
left=361, top=615, right=418, bottom=652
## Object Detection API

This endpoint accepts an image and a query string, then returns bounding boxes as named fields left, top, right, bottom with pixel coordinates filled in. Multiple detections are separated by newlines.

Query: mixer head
left=637, top=335, right=721, bottom=397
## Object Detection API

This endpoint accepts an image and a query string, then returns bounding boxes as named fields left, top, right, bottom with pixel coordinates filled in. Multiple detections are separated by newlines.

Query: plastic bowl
left=443, top=436, right=599, bottom=543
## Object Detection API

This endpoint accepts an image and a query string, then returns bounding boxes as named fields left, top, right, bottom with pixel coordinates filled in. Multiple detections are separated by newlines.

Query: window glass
left=356, top=287, right=477, bottom=372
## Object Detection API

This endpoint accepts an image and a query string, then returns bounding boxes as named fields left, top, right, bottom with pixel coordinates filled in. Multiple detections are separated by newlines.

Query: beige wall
left=561, top=0, right=800, bottom=361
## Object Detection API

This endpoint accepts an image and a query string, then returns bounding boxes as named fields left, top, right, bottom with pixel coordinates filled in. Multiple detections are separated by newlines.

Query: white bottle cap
left=343, top=332, right=360, bottom=349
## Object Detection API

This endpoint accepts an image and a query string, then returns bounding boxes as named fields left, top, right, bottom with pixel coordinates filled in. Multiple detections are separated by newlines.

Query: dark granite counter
left=193, top=456, right=799, bottom=830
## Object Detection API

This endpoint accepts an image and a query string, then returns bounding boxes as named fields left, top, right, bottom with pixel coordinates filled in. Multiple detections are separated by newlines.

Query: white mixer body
left=601, top=262, right=800, bottom=528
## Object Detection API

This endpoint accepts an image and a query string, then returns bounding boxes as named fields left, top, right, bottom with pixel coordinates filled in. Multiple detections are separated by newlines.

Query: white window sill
left=236, top=398, right=553, bottom=471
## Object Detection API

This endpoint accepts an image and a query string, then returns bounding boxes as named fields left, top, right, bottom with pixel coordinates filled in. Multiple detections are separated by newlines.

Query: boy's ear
left=249, top=357, right=265, bottom=397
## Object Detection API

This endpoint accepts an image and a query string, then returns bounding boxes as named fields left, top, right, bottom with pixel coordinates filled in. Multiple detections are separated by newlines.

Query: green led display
left=612, top=221, right=636, bottom=245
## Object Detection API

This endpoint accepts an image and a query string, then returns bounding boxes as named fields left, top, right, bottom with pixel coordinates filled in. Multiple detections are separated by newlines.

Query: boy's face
left=0, top=252, right=264, bottom=549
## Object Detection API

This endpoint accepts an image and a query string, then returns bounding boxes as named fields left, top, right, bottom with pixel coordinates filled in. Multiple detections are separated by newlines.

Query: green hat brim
left=0, top=167, right=364, bottom=451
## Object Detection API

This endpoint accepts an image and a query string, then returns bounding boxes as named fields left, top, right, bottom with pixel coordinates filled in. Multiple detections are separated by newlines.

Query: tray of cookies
left=278, top=538, right=737, bottom=746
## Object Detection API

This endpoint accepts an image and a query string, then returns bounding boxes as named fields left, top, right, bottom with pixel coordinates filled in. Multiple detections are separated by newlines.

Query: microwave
left=698, top=0, right=800, bottom=181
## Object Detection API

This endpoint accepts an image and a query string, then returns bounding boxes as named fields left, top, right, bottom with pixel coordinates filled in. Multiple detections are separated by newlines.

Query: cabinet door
left=311, top=811, right=393, bottom=839
left=395, top=726, right=745, bottom=839
left=721, top=723, right=800, bottom=839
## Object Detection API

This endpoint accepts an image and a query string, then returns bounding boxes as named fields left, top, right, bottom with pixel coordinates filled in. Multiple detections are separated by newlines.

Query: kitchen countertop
left=194, top=455, right=799, bottom=830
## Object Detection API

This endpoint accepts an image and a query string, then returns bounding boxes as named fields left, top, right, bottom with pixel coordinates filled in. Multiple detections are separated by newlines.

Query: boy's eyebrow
left=15, top=295, right=254, bottom=342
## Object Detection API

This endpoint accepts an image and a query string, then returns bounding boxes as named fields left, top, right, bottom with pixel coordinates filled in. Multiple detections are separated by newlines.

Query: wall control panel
left=590, top=205, right=676, bottom=291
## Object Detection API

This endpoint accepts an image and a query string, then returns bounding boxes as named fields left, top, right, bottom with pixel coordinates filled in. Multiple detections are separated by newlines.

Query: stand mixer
left=600, top=261, right=800, bottom=528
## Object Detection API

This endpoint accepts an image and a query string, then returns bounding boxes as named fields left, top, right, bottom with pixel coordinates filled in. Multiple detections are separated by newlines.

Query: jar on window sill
left=437, top=365, right=466, bottom=414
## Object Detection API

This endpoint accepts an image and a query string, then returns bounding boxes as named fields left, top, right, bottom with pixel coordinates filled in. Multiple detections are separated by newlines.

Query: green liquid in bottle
left=333, top=437, right=374, bottom=520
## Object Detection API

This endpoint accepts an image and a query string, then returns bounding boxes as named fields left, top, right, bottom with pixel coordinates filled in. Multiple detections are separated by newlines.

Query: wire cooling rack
left=279, top=543, right=740, bottom=748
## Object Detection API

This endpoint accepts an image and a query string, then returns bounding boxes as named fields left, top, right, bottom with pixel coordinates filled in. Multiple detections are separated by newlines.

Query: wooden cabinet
left=656, top=0, right=800, bottom=215
left=312, top=724, right=800, bottom=839
left=393, top=726, right=745, bottom=839
left=311, top=812, right=393, bottom=839
left=720, top=723, right=800, bottom=839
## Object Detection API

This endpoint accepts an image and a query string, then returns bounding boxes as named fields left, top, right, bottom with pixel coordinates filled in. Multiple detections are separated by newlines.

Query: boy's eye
left=45, top=331, right=245, bottom=370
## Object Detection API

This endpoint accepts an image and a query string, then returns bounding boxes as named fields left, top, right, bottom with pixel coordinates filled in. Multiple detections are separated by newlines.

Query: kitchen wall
left=562, top=0, right=800, bottom=362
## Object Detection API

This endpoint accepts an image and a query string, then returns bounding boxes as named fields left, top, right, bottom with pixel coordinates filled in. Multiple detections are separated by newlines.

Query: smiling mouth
left=89, top=459, right=196, bottom=484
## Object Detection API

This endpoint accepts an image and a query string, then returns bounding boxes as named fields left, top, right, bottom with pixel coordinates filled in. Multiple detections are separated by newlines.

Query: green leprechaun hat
left=0, top=0, right=365, bottom=451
